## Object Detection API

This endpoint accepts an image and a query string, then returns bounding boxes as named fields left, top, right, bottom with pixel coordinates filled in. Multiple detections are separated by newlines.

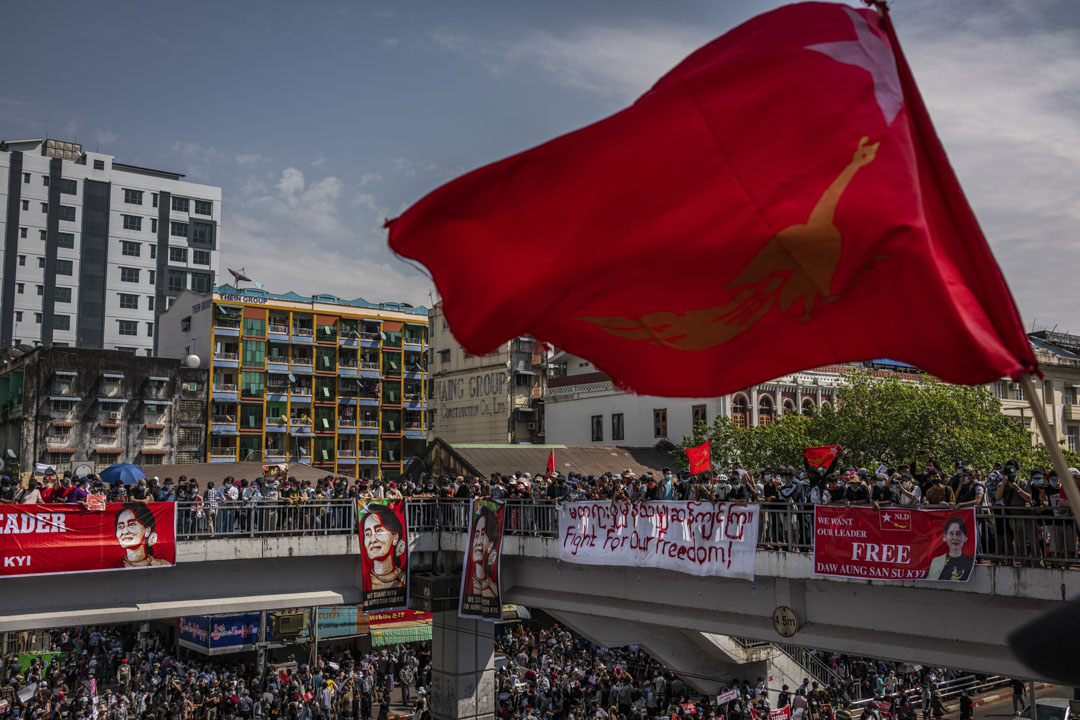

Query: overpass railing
left=174, top=500, right=1080, bottom=567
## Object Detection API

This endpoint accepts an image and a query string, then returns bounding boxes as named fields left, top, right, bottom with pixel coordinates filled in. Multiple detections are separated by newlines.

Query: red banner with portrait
left=358, top=499, right=409, bottom=612
left=460, top=499, right=505, bottom=621
left=0, top=503, right=176, bottom=578
left=813, top=506, right=977, bottom=582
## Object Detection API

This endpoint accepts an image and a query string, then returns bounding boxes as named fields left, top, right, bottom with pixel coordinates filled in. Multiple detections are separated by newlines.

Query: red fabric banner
left=387, top=3, right=1037, bottom=398
left=804, top=445, right=841, bottom=470
left=358, top=499, right=409, bottom=612
left=686, top=441, right=711, bottom=475
left=547, top=450, right=557, bottom=476
left=0, top=503, right=176, bottom=578
left=771, top=708, right=791, bottom=720
left=813, top=506, right=977, bottom=582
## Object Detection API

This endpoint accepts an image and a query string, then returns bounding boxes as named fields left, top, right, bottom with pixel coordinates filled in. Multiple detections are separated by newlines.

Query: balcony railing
left=211, top=414, right=236, bottom=424
left=358, top=421, right=378, bottom=428
left=337, top=448, right=356, bottom=457
left=214, top=319, right=241, bottom=330
left=359, top=361, right=379, bottom=370
left=293, top=326, right=314, bottom=337
left=289, top=417, right=313, bottom=426
left=267, top=384, right=289, bottom=394
left=213, top=384, right=238, bottom=393
left=214, top=351, right=239, bottom=361
left=268, top=323, right=290, bottom=334
left=339, top=360, right=358, bottom=369
left=209, top=447, right=236, bottom=456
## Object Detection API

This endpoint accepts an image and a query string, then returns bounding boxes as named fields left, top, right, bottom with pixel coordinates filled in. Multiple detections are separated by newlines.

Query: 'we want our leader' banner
left=558, top=501, right=760, bottom=580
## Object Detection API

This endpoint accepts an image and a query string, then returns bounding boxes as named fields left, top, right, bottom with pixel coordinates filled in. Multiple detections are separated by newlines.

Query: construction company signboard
left=431, top=366, right=510, bottom=443
left=558, top=501, right=760, bottom=580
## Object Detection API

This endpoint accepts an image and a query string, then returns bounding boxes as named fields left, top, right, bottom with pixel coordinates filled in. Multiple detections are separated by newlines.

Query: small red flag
left=804, top=445, right=841, bottom=471
left=387, top=3, right=1038, bottom=397
left=546, top=449, right=556, bottom=476
left=686, top=441, right=711, bottom=475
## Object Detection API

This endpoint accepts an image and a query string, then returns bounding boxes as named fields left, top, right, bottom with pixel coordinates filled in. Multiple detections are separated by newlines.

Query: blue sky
left=2, top=0, right=1078, bottom=331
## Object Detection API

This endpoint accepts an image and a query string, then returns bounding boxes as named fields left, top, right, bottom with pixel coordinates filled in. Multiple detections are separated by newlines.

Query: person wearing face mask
left=954, top=468, right=984, bottom=509
left=660, top=468, right=675, bottom=501
left=895, top=473, right=921, bottom=507
left=870, top=473, right=897, bottom=511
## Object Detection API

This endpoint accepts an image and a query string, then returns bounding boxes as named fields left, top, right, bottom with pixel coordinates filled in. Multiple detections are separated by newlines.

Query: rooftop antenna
left=227, top=267, right=252, bottom=289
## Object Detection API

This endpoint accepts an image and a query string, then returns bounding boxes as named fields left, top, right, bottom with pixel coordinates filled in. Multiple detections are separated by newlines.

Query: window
left=733, top=397, right=750, bottom=428
left=15, top=283, right=23, bottom=294
left=193, top=249, right=210, bottom=265
left=653, top=408, right=668, bottom=438
left=151, top=193, right=159, bottom=208
left=22, top=172, right=29, bottom=184
left=612, top=413, right=624, bottom=441
left=149, top=270, right=156, bottom=284
left=21, top=200, right=28, bottom=211
left=34, top=313, right=42, bottom=324
left=151, top=218, right=158, bottom=234
left=120, top=267, right=140, bottom=283
left=38, top=257, right=45, bottom=268
left=1015, top=383, right=1024, bottom=401
left=36, top=285, right=43, bottom=296
left=241, top=371, right=265, bottom=398
left=169, top=246, right=187, bottom=263
left=53, top=315, right=70, bottom=331
left=40, top=230, right=47, bottom=241
left=59, top=178, right=77, bottom=195
left=55, top=287, right=71, bottom=304
left=93, top=159, right=105, bottom=170
left=591, top=415, right=603, bottom=442
left=42, top=176, right=49, bottom=187
left=147, top=296, right=154, bottom=311
left=122, top=215, right=142, bottom=231
left=41, top=202, right=48, bottom=213
left=194, top=199, right=212, bottom=215
left=58, top=206, right=75, bottom=222
left=119, top=294, right=139, bottom=310
left=243, top=317, right=266, bottom=336
left=19, top=227, right=26, bottom=239
left=170, top=221, right=188, bottom=238
left=17, top=255, right=25, bottom=266
left=168, top=270, right=186, bottom=292
left=14, top=311, right=22, bottom=322
left=58, top=232, right=74, bottom=248
left=692, top=404, right=707, bottom=427
left=1065, top=387, right=1077, bottom=406
left=172, top=196, right=189, bottom=212
left=1069, top=426, right=1078, bottom=453
left=121, top=240, right=141, bottom=256
left=438, top=349, right=450, bottom=363
left=243, top=340, right=266, bottom=366
left=118, top=320, right=138, bottom=336
left=149, top=244, right=157, bottom=259
left=146, top=322, right=154, bottom=337
left=56, top=260, right=73, bottom=276
left=192, top=222, right=213, bottom=244
left=124, top=189, right=143, bottom=205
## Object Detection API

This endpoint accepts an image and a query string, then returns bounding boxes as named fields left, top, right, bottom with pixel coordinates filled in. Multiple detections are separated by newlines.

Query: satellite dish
left=228, top=268, right=252, bottom=283
left=74, top=463, right=93, bottom=478
left=288, top=373, right=296, bottom=383
left=184, top=354, right=201, bottom=369
left=5, top=449, right=16, bottom=459
left=253, top=281, right=264, bottom=290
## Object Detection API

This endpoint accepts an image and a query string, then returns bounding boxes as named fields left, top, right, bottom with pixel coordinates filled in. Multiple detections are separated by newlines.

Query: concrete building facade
left=0, top=346, right=208, bottom=475
left=994, top=331, right=1080, bottom=452
left=0, top=138, right=222, bottom=355
left=428, top=303, right=545, bottom=444
left=157, top=286, right=429, bottom=479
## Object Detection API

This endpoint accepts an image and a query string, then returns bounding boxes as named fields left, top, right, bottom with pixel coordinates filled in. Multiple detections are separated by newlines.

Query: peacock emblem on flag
left=580, top=137, right=887, bottom=351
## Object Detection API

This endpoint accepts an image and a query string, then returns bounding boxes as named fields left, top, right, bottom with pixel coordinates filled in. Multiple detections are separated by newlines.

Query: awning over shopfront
left=502, top=604, right=531, bottom=622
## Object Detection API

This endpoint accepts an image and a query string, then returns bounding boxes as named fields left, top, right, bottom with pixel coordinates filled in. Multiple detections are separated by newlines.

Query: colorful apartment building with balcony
left=158, top=285, right=429, bottom=479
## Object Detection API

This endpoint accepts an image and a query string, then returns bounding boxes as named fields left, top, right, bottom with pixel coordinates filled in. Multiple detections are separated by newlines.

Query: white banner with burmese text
left=558, top=501, right=760, bottom=580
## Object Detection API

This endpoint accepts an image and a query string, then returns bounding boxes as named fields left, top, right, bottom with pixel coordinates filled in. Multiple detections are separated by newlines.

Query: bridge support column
left=430, top=611, right=495, bottom=720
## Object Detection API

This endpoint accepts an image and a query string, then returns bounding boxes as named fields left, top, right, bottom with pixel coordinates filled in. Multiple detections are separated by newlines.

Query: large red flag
left=686, top=441, right=711, bottom=475
left=388, top=2, right=1038, bottom=397
left=546, top=449, right=556, bottom=476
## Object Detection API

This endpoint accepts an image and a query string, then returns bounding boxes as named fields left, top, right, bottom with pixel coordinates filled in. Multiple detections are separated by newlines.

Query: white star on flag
left=806, top=6, right=903, bottom=124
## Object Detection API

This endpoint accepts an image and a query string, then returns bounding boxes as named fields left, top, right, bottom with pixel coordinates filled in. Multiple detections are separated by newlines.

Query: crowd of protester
left=1, top=626, right=431, bottom=720
left=1, top=455, right=1077, bottom=564
left=3, top=621, right=992, bottom=720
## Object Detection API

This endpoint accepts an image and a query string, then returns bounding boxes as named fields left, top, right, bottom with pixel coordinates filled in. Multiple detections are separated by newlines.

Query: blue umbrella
left=100, top=463, right=146, bottom=486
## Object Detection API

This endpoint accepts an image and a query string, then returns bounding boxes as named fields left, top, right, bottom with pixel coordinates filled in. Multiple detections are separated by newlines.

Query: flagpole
left=1020, top=374, right=1080, bottom=528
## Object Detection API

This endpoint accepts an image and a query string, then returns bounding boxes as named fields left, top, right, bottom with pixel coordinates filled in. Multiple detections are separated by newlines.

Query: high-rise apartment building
left=0, top=138, right=221, bottom=354
left=158, top=285, right=429, bottom=479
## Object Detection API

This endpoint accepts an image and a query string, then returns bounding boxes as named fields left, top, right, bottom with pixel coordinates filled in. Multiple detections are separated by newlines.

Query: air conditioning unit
left=527, top=422, right=537, bottom=431
left=186, top=382, right=198, bottom=392
left=269, top=611, right=307, bottom=637
left=108, top=411, right=121, bottom=421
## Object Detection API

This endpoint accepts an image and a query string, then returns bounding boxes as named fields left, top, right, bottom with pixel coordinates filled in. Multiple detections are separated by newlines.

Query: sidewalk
left=942, top=683, right=1051, bottom=714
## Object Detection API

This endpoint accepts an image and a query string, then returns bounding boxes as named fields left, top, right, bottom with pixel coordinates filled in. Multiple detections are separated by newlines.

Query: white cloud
left=170, top=141, right=227, bottom=181
left=430, top=22, right=712, bottom=101
left=95, top=129, right=118, bottom=147
left=382, top=37, right=400, bottom=47
left=358, top=172, right=382, bottom=187
left=310, top=156, right=327, bottom=167
left=235, top=152, right=263, bottom=165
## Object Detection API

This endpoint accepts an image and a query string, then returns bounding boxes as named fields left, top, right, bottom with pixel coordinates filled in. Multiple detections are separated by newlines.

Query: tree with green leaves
left=672, top=370, right=1079, bottom=473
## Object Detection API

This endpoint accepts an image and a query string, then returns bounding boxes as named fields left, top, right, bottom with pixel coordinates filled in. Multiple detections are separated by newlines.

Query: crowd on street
left=1, top=626, right=432, bottom=720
